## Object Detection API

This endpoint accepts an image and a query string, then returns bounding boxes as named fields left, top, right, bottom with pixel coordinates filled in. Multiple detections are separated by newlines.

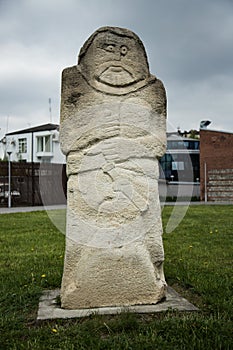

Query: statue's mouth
left=98, top=66, right=135, bottom=87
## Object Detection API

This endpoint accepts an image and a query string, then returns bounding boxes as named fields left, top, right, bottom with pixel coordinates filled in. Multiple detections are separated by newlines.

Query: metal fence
left=0, top=162, right=67, bottom=207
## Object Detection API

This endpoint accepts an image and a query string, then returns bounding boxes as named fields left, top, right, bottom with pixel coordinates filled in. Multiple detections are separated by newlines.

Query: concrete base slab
left=37, top=287, right=198, bottom=320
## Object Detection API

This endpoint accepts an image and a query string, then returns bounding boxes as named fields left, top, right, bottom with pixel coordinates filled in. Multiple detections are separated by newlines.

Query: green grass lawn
left=0, top=206, right=232, bottom=349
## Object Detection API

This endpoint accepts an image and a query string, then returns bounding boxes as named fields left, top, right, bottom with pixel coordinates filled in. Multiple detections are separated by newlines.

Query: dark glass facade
left=159, top=139, right=200, bottom=182
left=167, top=140, right=199, bottom=150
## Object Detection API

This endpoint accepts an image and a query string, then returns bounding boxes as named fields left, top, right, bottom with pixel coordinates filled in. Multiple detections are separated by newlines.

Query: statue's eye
left=120, top=46, right=128, bottom=56
left=105, top=44, right=115, bottom=52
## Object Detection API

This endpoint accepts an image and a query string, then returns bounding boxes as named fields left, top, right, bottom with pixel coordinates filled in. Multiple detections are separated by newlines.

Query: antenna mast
left=6, top=115, right=9, bottom=133
left=48, top=98, right=52, bottom=123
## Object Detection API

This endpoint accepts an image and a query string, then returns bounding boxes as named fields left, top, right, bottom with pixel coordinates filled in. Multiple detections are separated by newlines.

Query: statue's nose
left=114, top=49, right=122, bottom=61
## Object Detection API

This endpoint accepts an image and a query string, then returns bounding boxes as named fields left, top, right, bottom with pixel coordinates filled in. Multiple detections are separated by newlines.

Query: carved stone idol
left=60, top=26, right=167, bottom=309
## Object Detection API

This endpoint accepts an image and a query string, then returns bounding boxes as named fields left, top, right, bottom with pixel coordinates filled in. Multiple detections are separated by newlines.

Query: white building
left=2, top=123, right=65, bottom=163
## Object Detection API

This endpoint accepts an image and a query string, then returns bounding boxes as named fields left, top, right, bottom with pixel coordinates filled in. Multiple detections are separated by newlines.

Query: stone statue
left=60, top=26, right=167, bottom=309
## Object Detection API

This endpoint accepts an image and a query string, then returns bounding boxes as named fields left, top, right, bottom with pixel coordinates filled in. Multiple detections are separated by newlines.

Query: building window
left=18, top=138, right=27, bottom=153
left=172, top=161, right=184, bottom=171
left=167, top=140, right=200, bottom=150
left=37, top=135, right=51, bottom=152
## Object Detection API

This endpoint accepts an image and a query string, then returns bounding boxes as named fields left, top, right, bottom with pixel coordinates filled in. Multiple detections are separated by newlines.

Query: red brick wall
left=200, top=129, right=233, bottom=201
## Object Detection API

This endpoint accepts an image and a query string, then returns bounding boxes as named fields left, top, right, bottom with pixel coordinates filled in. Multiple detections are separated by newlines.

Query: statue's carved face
left=79, top=31, right=150, bottom=94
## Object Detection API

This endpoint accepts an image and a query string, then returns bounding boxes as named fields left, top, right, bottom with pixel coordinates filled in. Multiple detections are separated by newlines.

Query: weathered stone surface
left=60, top=26, right=167, bottom=309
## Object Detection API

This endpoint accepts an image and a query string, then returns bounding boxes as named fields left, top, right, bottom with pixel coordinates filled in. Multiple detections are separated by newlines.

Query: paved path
left=0, top=201, right=232, bottom=214
left=162, top=201, right=233, bottom=206
left=0, top=204, right=66, bottom=214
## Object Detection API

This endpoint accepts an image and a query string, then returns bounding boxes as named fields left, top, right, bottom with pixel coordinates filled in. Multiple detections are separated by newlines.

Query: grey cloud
left=0, top=0, right=233, bottom=137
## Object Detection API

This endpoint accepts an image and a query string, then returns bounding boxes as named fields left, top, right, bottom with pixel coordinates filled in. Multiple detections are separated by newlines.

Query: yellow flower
left=41, top=274, right=46, bottom=278
left=52, top=328, right=58, bottom=333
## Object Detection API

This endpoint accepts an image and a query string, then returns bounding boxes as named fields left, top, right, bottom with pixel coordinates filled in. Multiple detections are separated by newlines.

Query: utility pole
left=7, top=151, right=12, bottom=208
left=31, top=132, right=35, bottom=206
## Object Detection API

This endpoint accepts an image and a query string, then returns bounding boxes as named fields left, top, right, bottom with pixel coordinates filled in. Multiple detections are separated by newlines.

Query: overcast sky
left=1, top=0, right=233, bottom=140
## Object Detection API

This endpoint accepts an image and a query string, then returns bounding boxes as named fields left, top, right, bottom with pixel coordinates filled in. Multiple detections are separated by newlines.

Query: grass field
left=0, top=205, right=232, bottom=349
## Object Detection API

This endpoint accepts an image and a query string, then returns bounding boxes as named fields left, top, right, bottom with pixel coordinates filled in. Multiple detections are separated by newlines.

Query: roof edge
left=6, top=123, right=59, bottom=136
left=200, top=128, right=233, bottom=135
